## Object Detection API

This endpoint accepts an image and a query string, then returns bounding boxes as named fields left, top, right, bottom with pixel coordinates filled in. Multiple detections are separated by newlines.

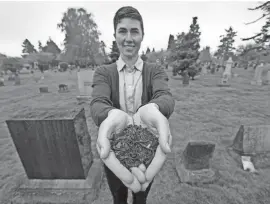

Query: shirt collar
left=116, top=55, right=144, bottom=72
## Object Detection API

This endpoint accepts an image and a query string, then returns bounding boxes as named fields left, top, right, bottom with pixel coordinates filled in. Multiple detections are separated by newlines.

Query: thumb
left=157, top=120, right=171, bottom=154
left=97, top=139, right=111, bottom=159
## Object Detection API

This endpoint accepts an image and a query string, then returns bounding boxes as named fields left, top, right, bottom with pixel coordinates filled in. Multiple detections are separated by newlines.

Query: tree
left=241, top=2, right=270, bottom=59
left=216, top=26, right=237, bottom=64
left=141, top=51, right=147, bottom=61
left=57, top=8, right=101, bottom=64
left=167, top=34, right=176, bottom=50
left=146, top=47, right=151, bottom=54
left=109, top=41, right=120, bottom=63
left=22, top=39, right=37, bottom=54
left=42, top=37, right=61, bottom=55
left=152, top=48, right=155, bottom=52
left=169, top=17, right=201, bottom=76
left=38, top=41, right=44, bottom=52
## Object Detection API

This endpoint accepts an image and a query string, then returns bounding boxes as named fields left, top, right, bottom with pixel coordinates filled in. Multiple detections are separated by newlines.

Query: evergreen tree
left=216, top=26, right=237, bottom=64
left=167, top=34, right=176, bottom=50
left=22, top=39, right=37, bottom=54
left=109, top=41, right=120, bottom=63
left=169, top=17, right=201, bottom=76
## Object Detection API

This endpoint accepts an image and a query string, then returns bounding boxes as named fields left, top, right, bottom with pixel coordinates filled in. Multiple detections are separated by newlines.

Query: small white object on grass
left=241, top=156, right=258, bottom=173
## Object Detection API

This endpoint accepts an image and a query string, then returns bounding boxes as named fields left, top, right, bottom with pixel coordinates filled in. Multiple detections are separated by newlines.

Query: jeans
left=104, top=165, right=153, bottom=204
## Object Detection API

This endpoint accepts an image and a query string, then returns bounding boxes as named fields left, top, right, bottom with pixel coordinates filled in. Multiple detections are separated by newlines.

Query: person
left=90, top=6, right=175, bottom=204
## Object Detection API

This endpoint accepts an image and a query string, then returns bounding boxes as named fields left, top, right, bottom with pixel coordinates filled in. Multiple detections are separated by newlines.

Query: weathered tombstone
left=14, top=73, right=21, bottom=85
left=58, top=84, right=69, bottom=93
left=76, top=69, right=94, bottom=101
left=210, top=66, right=216, bottom=74
left=223, top=57, right=233, bottom=77
left=0, top=74, right=4, bottom=86
left=231, top=125, right=270, bottom=156
left=265, top=71, right=270, bottom=85
left=39, top=86, right=49, bottom=93
left=182, top=70, right=190, bottom=86
left=8, top=72, right=15, bottom=81
left=228, top=125, right=270, bottom=173
left=175, top=141, right=218, bottom=185
left=218, top=73, right=230, bottom=87
left=5, top=107, right=103, bottom=203
left=201, top=64, right=208, bottom=75
left=251, top=63, right=264, bottom=85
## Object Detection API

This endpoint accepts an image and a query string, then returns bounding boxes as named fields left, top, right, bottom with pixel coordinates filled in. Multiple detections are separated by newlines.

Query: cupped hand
left=132, top=103, right=172, bottom=191
left=97, top=109, right=144, bottom=192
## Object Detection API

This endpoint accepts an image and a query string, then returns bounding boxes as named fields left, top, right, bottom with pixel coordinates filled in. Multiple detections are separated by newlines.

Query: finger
left=141, top=181, right=151, bottom=192
left=97, top=138, right=111, bottom=159
left=97, top=121, right=112, bottom=159
left=157, top=120, right=171, bottom=153
left=131, top=167, right=146, bottom=183
left=145, top=145, right=167, bottom=182
left=102, top=152, right=134, bottom=185
left=132, top=113, right=141, bottom=126
left=138, top=164, right=146, bottom=172
left=122, top=176, right=142, bottom=193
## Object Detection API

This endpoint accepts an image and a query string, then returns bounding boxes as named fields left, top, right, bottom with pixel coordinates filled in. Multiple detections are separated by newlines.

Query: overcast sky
left=0, top=1, right=266, bottom=57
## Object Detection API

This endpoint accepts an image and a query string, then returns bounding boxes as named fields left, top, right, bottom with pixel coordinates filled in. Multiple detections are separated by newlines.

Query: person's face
left=114, top=18, right=143, bottom=59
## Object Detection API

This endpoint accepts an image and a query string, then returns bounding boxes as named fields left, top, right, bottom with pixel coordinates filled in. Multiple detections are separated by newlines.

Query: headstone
left=0, top=74, right=4, bottom=86
left=182, top=70, right=189, bottom=86
left=251, top=64, right=264, bottom=85
left=39, top=86, right=49, bottom=93
left=76, top=69, right=94, bottom=101
left=230, top=125, right=270, bottom=156
left=14, top=73, right=21, bottom=85
left=58, top=84, right=69, bottom=93
left=8, top=72, right=15, bottom=81
left=265, top=71, right=270, bottom=85
left=175, top=141, right=218, bottom=185
left=223, top=57, right=233, bottom=77
left=218, top=73, right=230, bottom=87
left=5, top=108, right=103, bottom=204
left=201, top=64, right=208, bottom=74
left=210, top=66, right=216, bottom=74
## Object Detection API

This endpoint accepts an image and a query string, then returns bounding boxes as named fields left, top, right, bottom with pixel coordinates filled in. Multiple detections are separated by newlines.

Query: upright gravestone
left=265, top=71, right=270, bottom=85
left=228, top=125, right=270, bottom=173
left=76, top=69, right=94, bottom=102
left=5, top=107, right=103, bottom=204
left=251, top=63, right=264, bottom=85
left=223, top=57, right=233, bottom=78
left=201, top=64, right=208, bottom=75
left=14, top=72, right=21, bottom=85
left=0, top=73, right=4, bottom=86
left=175, top=141, right=218, bottom=185
left=182, top=70, right=190, bottom=86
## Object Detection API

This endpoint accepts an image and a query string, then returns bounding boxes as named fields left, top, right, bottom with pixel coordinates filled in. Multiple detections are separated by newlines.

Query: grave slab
left=175, top=141, right=219, bottom=185
left=76, top=70, right=94, bottom=101
left=231, top=125, right=270, bottom=156
left=5, top=108, right=102, bottom=204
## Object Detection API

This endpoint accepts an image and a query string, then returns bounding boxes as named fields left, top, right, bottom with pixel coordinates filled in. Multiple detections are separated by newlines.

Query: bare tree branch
left=248, top=1, right=270, bottom=11
left=239, top=46, right=266, bottom=56
left=241, top=33, right=263, bottom=41
left=244, top=14, right=268, bottom=25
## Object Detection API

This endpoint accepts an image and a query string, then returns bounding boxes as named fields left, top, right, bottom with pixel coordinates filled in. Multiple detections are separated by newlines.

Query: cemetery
left=0, top=2, right=270, bottom=204
left=0, top=62, right=269, bottom=203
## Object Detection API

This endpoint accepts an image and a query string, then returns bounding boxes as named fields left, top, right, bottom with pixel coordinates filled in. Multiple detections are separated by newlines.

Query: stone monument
left=223, top=57, right=233, bottom=78
left=251, top=63, right=270, bottom=85
left=175, top=141, right=219, bottom=185
left=182, top=70, right=190, bottom=86
left=76, top=69, right=94, bottom=102
left=228, top=124, right=270, bottom=173
left=5, top=107, right=103, bottom=204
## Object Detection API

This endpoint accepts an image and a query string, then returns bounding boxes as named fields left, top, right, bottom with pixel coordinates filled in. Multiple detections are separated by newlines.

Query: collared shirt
left=116, top=55, right=143, bottom=116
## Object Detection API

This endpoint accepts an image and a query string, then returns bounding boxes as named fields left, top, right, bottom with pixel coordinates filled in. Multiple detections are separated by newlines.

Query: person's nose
left=125, top=31, right=133, bottom=43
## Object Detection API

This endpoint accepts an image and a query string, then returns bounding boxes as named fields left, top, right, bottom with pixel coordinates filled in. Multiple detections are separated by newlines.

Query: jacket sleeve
left=148, top=65, right=175, bottom=119
left=90, top=66, right=116, bottom=127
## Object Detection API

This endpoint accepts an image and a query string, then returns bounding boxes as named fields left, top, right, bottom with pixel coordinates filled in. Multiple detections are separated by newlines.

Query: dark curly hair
left=113, top=6, right=144, bottom=36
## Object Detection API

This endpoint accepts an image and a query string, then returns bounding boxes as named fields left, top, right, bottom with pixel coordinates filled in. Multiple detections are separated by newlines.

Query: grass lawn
left=0, top=68, right=270, bottom=204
